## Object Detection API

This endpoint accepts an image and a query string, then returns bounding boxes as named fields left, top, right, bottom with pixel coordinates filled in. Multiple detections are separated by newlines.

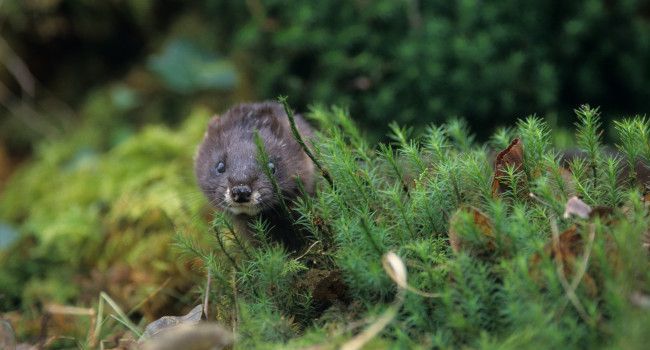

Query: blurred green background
left=2, top=0, right=650, bottom=162
left=1, top=0, right=650, bottom=344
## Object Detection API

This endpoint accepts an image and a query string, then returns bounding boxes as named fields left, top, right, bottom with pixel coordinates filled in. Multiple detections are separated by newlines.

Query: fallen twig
left=204, top=268, right=212, bottom=320
left=550, top=217, right=596, bottom=327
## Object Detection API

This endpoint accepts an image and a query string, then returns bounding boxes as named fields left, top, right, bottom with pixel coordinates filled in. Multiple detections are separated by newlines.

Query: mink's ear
left=208, top=115, right=221, bottom=131
left=251, top=111, right=284, bottom=137
left=267, top=115, right=284, bottom=137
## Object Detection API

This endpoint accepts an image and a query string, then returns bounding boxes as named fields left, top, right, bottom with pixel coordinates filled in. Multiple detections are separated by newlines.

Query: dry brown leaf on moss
left=448, top=206, right=494, bottom=255
left=552, top=225, right=582, bottom=270
left=529, top=224, right=598, bottom=297
left=531, top=196, right=617, bottom=295
left=529, top=225, right=576, bottom=279
left=563, top=196, right=613, bottom=223
left=564, top=196, right=592, bottom=219
left=491, top=138, right=525, bottom=197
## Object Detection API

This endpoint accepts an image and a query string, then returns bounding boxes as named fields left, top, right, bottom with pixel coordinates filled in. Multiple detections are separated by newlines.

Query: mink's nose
left=231, top=185, right=252, bottom=203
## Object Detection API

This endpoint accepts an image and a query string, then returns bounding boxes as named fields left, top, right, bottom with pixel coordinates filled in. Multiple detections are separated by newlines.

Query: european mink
left=194, top=101, right=316, bottom=249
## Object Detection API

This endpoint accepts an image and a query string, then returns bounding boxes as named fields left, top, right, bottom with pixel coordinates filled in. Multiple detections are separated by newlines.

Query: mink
left=194, top=101, right=316, bottom=250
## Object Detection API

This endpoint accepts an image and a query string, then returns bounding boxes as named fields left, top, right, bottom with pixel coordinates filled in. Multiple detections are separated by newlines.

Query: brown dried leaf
left=529, top=226, right=579, bottom=277
left=448, top=206, right=494, bottom=254
left=563, top=196, right=614, bottom=220
left=551, top=225, right=581, bottom=265
left=563, top=196, right=592, bottom=219
left=529, top=225, right=598, bottom=296
left=492, top=138, right=525, bottom=196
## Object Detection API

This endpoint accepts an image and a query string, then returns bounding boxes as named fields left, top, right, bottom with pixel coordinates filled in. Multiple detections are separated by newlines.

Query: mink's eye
left=215, top=161, right=226, bottom=174
left=267, top=161, right=276, bottom=174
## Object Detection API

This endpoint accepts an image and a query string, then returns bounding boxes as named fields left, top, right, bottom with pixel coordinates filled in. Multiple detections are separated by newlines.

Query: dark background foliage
left=2, top=0, right=650, bottom=159
left=214, top=0, right=650, bottom=135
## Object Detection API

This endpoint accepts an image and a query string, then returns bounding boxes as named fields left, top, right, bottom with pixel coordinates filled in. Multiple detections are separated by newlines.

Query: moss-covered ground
left=1, top=105, right=650, bottom=349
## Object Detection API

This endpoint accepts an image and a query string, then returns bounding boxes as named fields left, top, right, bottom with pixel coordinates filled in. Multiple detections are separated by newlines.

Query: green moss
left=180, top=105, right=650, bottom=349
left=0, top=108, right=212, bottom=332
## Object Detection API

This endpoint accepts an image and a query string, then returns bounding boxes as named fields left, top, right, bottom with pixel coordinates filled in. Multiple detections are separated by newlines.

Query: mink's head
left=194, top=102, right=314, bottom=216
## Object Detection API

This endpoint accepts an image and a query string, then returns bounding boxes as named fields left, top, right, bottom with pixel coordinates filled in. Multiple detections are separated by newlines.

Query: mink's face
left=195, top=124, right=305, bottom=217
left=195, top=140, right=284, bottom=216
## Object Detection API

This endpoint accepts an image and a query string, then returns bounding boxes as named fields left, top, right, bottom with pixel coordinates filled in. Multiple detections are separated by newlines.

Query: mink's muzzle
left=231, top=185, right=252, bottom=203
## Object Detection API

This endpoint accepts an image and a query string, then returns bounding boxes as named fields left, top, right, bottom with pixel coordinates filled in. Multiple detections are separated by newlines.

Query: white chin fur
left=228, top=205, right=261, bottom=216
left=224, top=188, right=262, bottom=216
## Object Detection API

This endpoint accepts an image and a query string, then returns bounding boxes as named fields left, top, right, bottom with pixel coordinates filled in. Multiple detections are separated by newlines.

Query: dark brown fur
left=194, top=101, right=315, bottom=249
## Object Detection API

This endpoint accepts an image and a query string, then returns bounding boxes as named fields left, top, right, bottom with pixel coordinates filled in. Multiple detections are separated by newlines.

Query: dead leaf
left=448, top=206, right=494, bottom=255
left=141, top=323, right=233, bottom=350
left=529, top=225, right=598, bottom=296
left=492, top=138, right=526, bottom=197
left=141, top=304, right=203, bottom=340
left=635, top=160, right=650, bottom=188
left=551, top=225, right=581, bottom=266
left=563, top=196, right=614, bottom=220
left=382, top=252, right=441, bottom=298
left=563, top=196, right=592, bottom=219
left=529, top=226, right=579, bottom=278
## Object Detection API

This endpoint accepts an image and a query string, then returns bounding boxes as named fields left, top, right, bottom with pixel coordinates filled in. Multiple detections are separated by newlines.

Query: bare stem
left=550, top=217, right=596, bottom=328
left=213, top=225, right=240, bottom=272
left=278, top=96, right=334, bottom=187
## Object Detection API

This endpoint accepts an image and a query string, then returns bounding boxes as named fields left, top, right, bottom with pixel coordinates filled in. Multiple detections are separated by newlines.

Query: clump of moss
left=0, top=108, right=213, bottom=339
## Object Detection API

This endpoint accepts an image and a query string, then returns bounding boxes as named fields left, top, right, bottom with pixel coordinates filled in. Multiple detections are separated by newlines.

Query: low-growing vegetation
left=1, top=104, right=650, bottom=348
left=180, top=104, right=650, bottom=348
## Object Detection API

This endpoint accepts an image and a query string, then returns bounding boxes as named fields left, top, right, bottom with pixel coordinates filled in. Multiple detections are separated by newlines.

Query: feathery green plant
left=614, top=117, right=650, bottom=185
left=174, top=105, right=650, bottom=349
